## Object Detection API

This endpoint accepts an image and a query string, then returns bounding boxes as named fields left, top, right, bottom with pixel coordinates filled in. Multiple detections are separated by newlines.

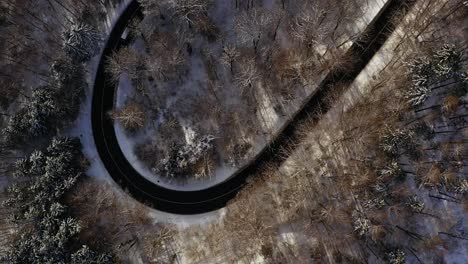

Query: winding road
left=92, top=0, right=415, bottom=214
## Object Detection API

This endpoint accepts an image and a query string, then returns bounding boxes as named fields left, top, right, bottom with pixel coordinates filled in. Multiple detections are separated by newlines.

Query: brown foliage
left=194, top=14, right=219, bottom=42
left=442, top=95, right=460, bottom=115
left=110, top=102, right=146, bottom=131
left=106, top=47, right=141, bottom=83
left=66, top=178, right=176, bottom=261
left=223, top=182, right=279, bottom=255
left=424, top=235, right=445, bottom=251
left=271, top=49, right=301, bottom=81
left=146, top=31, right=188, bottom=80
left=420, top=163, right=444, bottom=188
left=370, top=224, right=386, bottom=241
left=193, top=154, right=215, bottom=180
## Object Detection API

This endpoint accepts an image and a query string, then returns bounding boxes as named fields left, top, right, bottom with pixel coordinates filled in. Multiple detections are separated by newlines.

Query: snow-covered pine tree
left=406, top=195, right=424, bottom=213
left=461, top=71, right=468, bottom=83
left=2, top=209, right=81, bottom=263
left=27, top=86, right=60, bottom=136
left=2, top=78, right=84, bottom=142
left=63, top=22, right=100, bottom=63
left=413, top=122, right=435, bottom=141
left=50, top=57, right=86, bottom=121
left=71, top=245, right=116, bottom=264
left=385, top=249, right=406, bottom=264
left=405, top=45, right=463, bottom=106
left=405, top=57, right=432, bottom=106
left=454, top=179, right=467, bottom=194
left=3, top=109, right=29, bottom=144
left=156, top=135, right=215, bottom=178
left=1, top=137, right=113, bottom=263
left=352, top=210, right=370, bottom=237
left=378, top=161, right=405, bottom=181
left=405, top=84, right=431, bottom=107
left=4, top=86, right=59, bottom=141
left=432, top=44, right=461, bottom=78
left=379, top=126, right=415, bottom=157
left=51, top=57, right=80, bottom=86
left=33, top=85, right=59, bottom=114
left=3, top=137, right=82, bottom=222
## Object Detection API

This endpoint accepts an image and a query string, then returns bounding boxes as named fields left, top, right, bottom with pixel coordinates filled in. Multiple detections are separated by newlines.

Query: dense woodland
left=0, top=0, right=467, bottom=263
left=110, top=0, right=376, bottom=182
left=0, top=0, right=123, bottom=263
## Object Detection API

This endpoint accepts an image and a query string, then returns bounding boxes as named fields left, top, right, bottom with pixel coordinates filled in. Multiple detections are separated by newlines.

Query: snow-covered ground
left=114, top=74, right=238, bottom=190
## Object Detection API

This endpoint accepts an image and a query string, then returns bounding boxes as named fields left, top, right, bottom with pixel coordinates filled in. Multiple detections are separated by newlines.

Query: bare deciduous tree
left=146, top=30, right=189, bottom=80
left=235, top=8, right=274, bottom=53
left=235, top=58, right=261, bottom=95
left=107, top=47, right=142, bottom=83
left=220, top=44, right=240, bottom=74
left=110, top=102, right=146, bottom=131
left=168, top=0, right=213, bottom=25
left=290, top=4, right=326, bottom=50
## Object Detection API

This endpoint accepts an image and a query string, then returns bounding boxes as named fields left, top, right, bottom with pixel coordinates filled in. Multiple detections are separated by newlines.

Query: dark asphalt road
left=91, top=0, right=415, bottom=214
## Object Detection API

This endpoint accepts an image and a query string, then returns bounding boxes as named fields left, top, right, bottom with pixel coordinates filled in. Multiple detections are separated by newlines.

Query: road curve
left=92, top=0, right=415, bottom=214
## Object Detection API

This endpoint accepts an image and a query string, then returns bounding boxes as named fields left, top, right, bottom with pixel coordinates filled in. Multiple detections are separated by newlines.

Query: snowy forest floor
left=111, top=0, right=389, bottom=189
